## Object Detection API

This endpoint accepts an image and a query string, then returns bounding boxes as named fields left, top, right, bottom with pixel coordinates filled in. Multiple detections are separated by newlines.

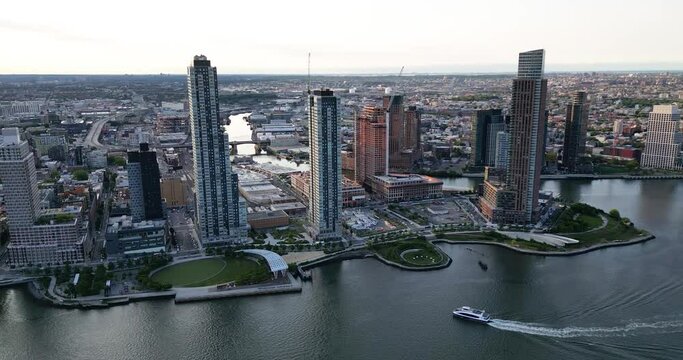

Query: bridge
left=157, top=139, right=270, bottom=154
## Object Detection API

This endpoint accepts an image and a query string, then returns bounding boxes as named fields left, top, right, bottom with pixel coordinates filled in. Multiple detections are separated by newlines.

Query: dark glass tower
left=563, top=91, right=589, bottom=172
left=127, top=143, right=163, bottom=221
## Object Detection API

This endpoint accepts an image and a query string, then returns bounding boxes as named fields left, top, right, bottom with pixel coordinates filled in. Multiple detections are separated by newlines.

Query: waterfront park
left=150, top=254, right=272, bottom=288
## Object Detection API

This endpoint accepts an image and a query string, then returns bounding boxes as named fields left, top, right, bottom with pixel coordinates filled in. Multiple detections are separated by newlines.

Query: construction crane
left=384, top=66, right=405, bottom=174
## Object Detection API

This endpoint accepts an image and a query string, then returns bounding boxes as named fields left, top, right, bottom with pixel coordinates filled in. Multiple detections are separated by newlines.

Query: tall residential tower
left=562, top=91, right=589, bottom=172
left=506, top=49, right=547, bottom=223
left=355, top=105, right=387, bottom=187
left=2, top=128, right=86, bottom=266
left=187, top=55, right=245, bottom=244
left=127, top=143, right=163, bottom=221
left=480, top=49, right=547, bottom=224
left=471, top=109, right=505, bottom=167
left=308, top=89, right=342, bottom=240
left=641, top=105, right=682, bottom=170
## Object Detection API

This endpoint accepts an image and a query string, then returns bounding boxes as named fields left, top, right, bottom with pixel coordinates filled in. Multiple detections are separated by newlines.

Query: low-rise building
left=269, top=202, right=307, bottom=215
left=342, top=178, right=367, bottom=207
left=369, top=174, right=443, bottom=202
left=247, top=210, right=289, bottom=229
left=478, top=168, right=526, bottom=224
left=105, top=216, right=167, bottom=256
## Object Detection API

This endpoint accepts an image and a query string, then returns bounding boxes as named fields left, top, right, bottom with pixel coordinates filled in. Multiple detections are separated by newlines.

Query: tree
left=72, top=169, right=89, bottom=181
left=108, top=156, right=126, bottom=167
left=609, top=209, right=621, bottom=219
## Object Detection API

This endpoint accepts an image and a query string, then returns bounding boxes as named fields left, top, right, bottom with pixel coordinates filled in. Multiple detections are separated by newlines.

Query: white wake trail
left=488, top=319, right=683, bottom=338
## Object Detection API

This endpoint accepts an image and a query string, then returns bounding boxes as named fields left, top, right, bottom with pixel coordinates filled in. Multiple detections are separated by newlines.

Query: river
left=226, top=113, right=309, bottom=172
left=2, top=180, right=683, bottom=359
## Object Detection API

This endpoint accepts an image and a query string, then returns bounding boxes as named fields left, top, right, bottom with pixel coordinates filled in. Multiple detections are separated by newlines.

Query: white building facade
left=641, top=105, right=682, bottom=170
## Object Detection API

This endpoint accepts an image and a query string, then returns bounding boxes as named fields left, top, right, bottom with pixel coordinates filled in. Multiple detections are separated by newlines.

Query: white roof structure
left=240, top=249, right=288, bottom=273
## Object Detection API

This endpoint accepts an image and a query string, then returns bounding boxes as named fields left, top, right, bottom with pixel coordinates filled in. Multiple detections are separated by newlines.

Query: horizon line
left=3, top=69, right=683, bottom=77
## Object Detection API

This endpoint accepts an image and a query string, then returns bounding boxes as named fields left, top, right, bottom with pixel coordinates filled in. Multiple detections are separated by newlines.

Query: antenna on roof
left=307, top=52, right=311, bottom=95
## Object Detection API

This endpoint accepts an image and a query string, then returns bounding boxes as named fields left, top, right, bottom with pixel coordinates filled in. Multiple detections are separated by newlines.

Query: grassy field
left=401, top=249, right=444, bottom=266
left=151, top=257, right=269, bottom=287
left=576, top=214, right=603, bottom=230
left=369, top=240, right=448, bottom=267
left=566, top=216, right=646, bottom=247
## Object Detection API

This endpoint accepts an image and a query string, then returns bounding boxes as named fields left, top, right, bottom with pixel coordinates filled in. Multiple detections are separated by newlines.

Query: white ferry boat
left=452, top=306, right=491, bottom=323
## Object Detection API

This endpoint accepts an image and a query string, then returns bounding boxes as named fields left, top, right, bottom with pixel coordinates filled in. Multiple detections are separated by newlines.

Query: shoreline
left=12, top=233, right=656, bottom=310
left=432, top=234, right=655, bottom=256
left=457, top=173, right=683, bottom=180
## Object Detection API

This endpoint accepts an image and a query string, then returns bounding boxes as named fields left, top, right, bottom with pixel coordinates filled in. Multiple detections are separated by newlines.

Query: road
left=84, top=118, right=110, bottom=148
left=167, top=210, right=198, bottom=251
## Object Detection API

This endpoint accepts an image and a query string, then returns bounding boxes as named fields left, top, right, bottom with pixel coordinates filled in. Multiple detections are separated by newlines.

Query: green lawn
left=575, top=214, right=603, bottom=231
left=401, top=249, right=444, bottom=266
left=566, top=216, right=646, bottom=247
left=369, top=240, right=448, bottom=267
left=150, top=257, right=269, bottom=287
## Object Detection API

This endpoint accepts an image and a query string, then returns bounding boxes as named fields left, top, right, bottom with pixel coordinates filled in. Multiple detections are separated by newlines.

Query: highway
left=83, top=118, right=110, bottom=148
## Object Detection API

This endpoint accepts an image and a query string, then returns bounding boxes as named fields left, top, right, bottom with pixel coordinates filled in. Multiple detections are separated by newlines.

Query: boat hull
left=452, top=312, right=491, bottom=323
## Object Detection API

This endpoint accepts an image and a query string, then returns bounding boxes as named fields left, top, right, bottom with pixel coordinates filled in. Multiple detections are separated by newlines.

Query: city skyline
left=3, top=0, right=683, bottom=74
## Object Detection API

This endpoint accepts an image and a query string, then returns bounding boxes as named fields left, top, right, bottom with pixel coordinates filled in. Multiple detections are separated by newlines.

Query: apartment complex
left=1, top=128, right=88, bottom=266
left=188, top=55, right=246, bottom=244
left=641, top=105, right=682, bottom=170
left=127, top=143, right=163, bottom=221
left=471, top=109, right=505, bottom=167
left=308, top=89, right=342, bottom=240
left=355, top=105, right=387, bottom=186
left=479, top=49, right=547, bottom=224
left=563, top=91, right=589, bottom=172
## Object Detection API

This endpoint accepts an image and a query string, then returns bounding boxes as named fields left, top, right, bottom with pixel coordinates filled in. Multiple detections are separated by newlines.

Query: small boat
left=478, top=260, right=488, bottom=271
left=453, top=306, right=491, bottom=323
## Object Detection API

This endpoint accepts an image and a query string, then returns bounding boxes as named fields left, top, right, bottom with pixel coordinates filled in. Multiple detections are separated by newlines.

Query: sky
left=2, top=0, right=682, bottom=74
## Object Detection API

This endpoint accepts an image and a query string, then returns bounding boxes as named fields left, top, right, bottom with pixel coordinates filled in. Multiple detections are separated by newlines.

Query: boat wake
left=488, top=318, right=683, bottom=338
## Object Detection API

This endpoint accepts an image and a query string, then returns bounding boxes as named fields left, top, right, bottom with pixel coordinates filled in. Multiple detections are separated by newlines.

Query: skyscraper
left=128, top=143, right=163, bottom=221
left=641, top=104, right=682, bottom=170
left=355, top=105, right=387, bottom=186
left=188, top=55, right=245, bottom=244
left=507, top=49, right=547, bottom=223
left=479, top=49, right=547, bottom=224
left=2, top=128, right=86, bottom=266
left=0, top=128, right=40, bottom=231
left=383, top=94, right=405, bottom=171
left=404, top=105, right=422, bottom=162
left=562, top=91, right=589, bottom=172
left=471, top=109, right=504, bottom=167
left=309, top=89, right=341, bottom=241
left=494, top=131, right=510, bottom=170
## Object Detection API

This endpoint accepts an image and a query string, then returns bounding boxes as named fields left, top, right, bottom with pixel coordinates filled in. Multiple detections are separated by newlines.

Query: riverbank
left=433, top=233, right=655, bottom=256
left=460, top=173, right=683, bottom=180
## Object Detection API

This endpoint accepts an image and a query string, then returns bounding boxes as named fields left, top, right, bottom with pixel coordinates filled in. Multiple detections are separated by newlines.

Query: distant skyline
left=2, top=0, right=683, bottom=75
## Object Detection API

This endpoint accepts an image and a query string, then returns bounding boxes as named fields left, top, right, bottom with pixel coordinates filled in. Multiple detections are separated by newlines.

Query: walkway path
left=560, top=215, right=609, bottom=236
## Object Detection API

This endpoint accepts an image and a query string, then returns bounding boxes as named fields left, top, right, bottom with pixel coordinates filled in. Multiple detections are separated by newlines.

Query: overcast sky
left=2, top=0, right=682, bottom=74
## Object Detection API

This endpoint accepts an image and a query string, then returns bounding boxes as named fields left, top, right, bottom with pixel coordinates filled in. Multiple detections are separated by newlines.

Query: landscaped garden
left=550, top=203, right=648, bottom=247
left=367, top=239, right=449, bottom=268
left=150, top=254, right=271, bottom=287
left=549, top=203, right=604, bottom=233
